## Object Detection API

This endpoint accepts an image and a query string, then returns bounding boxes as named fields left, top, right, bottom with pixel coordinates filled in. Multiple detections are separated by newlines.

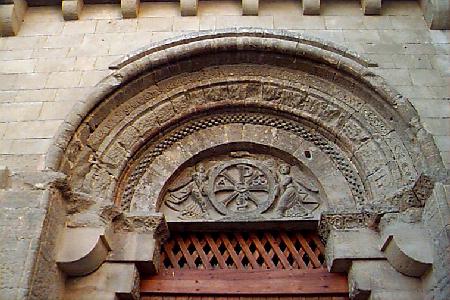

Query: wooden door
left=140, top=231, right=348, bottom=299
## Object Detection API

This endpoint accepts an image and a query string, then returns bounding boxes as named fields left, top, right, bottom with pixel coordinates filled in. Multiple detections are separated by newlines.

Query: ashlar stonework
left=0, top=28, right=448, bottom=300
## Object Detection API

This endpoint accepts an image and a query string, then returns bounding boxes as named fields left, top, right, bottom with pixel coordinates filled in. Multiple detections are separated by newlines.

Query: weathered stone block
left=302, top=0, right=320, bottom=15
left=420, top=0, right=450, bottom=29
left=180, top=0, right=198, bottom=16
left=242, top=0, right=258, bottom=16
left=108, top=232, right=160, bottom=275
left=121, top=0, right=140, bottom=18
left=349, top=260, right=423, bottom=299
left=56, top=227, right=112, bottom=276
left=62, top=0, right=83, bottom=21
left=0, top=0, right=27, bottom=36
left=361, top=0, right=381, bottom=15
left=64, top=262, right=139, bottom=300
left=0, top=166, right=11, bottom=189
left=326, top=228, right=385, bottom=273
left=380, top=218, right=433, bottom=277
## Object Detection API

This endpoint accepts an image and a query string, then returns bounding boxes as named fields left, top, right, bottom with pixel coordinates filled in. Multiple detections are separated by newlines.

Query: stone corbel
left=242, top=0, right=259, bottom=16
left=361, top=0, right=381, bottom=15
left=302, top=0, right=320, bottom=15
left=0, top=0, right=27, bottom=36
left=180, top=0, right=198, bottom=16
left=62, top=0, right=83, bottom=21
left=380, top=219, right=433, bottom=277
left=121, top=0, right=140, bottom=18
left=420, top=0, right=450, bottom=29
left=56, top=227, right=112, bottom=276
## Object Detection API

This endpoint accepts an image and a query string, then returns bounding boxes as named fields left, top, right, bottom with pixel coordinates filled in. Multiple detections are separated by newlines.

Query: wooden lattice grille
left=160, top=231, right=326, bottom=270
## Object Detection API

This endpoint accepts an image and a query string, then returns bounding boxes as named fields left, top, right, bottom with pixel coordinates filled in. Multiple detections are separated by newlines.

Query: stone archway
left=34, top=29, right=446, bottom=300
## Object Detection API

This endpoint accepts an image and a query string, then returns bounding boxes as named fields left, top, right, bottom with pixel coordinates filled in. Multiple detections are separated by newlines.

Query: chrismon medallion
left=160, top=152, right=325, bottom=221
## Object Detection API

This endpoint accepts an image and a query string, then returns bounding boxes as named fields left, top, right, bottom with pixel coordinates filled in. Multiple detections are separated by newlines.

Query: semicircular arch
left=46, top=29, right=445, bottom=222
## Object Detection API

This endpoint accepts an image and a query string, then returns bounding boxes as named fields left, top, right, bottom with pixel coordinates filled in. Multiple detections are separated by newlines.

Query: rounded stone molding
left=45, top=29, right=445, bottom=224
left=56, top=227, right=111, bottom=276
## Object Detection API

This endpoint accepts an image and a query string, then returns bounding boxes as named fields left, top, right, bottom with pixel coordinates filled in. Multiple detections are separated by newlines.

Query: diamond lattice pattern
left=161, top=231, right=326, bottom=270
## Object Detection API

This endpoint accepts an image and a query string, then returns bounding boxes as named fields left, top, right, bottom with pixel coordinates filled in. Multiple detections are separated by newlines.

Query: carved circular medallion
left=207, top=159, right=276, bottom=215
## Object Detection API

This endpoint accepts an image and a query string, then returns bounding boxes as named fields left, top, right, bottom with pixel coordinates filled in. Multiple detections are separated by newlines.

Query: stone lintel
left=180, top=0, right=198, bottom=16
left=326, top=228, right=385, bottom=273
left=361, top=0, right=381, bottom=15
left=62, top=0, right=83, bottom=21
left=302, top=0, right=320, bottom=15
left=0, top=0, right=27, bottom=36
left=380, top=221, right=433, bottom=277
left=64, top=262, right=139, bottom=300
left=56, top=227, right=112, bottom=276
left=242, top=0, right=258, bottom=16
left=121, top=0, right=140, bottom=18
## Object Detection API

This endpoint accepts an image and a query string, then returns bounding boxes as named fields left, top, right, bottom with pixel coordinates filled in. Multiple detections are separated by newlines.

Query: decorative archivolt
left=46, top=30, right=444, bottom=226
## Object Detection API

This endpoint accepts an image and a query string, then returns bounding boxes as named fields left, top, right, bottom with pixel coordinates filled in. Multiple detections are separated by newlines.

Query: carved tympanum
left=161, top=152, right=324, bottom=221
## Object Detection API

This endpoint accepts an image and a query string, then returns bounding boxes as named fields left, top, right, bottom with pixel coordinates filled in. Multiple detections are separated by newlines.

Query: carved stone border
left=121, top=112, right=365, bottom=212
left=45, top=30, right=444, bottom=190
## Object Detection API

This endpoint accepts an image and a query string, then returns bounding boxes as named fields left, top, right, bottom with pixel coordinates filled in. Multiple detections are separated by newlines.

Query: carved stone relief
left=160, top=152, right=325, bottom=221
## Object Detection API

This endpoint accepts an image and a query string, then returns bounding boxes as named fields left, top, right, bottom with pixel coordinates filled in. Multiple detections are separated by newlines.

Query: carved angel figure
left=165, top=163, right=209, bottom=219
left=275, top=164, right=320, bottom=217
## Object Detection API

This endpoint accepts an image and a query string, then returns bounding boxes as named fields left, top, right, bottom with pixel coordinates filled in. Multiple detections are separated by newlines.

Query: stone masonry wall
left=0, top=0, right=448, bottom=299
